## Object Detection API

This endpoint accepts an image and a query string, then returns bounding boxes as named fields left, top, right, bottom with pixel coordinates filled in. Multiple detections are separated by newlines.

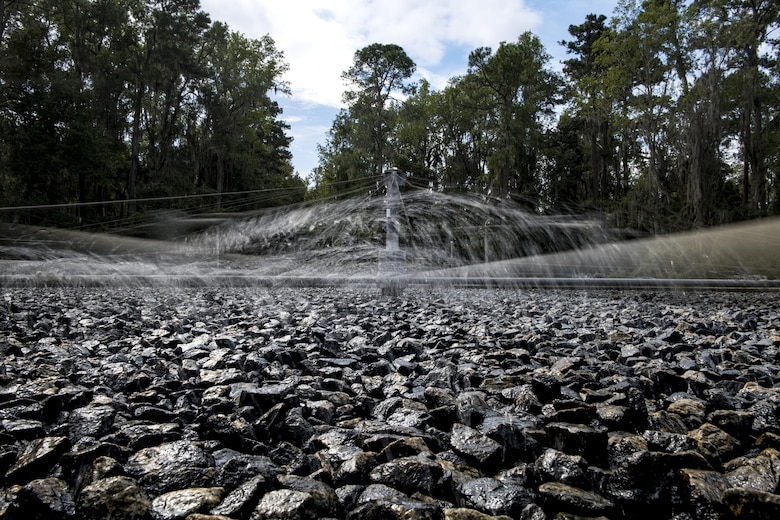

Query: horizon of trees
left=314, top=0, right=780, bottom=233
left=0, top=0, right=306, bottom=228
left=1, top=0, right=778, bottom=235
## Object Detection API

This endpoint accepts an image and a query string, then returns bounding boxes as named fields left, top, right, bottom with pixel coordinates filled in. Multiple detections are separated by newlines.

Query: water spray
left=378, top=167, right=407, bottom=296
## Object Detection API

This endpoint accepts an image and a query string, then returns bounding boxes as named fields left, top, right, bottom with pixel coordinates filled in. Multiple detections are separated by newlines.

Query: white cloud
left=201, top=1, right=541, bottom=109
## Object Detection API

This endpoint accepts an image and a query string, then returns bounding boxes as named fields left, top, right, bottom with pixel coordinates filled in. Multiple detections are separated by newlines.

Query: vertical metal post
left=378, top=167, right=406, bottom=296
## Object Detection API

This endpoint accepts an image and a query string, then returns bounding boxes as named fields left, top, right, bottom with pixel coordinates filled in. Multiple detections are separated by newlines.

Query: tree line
left=0, top=0, right=306, bottom=227
left=315, top=0, right=780, bottom=233
left=1, top=0, right=778, bottom=234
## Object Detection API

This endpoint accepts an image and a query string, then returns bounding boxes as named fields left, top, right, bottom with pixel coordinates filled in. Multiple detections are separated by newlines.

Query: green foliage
left=0, top=0, right=302, bottom=226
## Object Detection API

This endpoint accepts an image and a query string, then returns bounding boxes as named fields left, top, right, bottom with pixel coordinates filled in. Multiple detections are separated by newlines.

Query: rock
left=458, top=477, right=534, bottom=517
left=369, top=455, right=445, bottom=496
left=444, top=507, right=513, bottom=520
left=724, top=448, right=780, bottom=492
left=124, top=440, right=215, bottom=496
left=210, top=475, right=265, bottom=518
left=537, top=481, right=614, bottom=516
left=450, top=423, right=503, bottom=466
left=68, top=404, right=117, bottom=440
left=11, top=478, right=75, bottom=519
left=534, top=448, right=587, bottom=487
left=76, top=476, right=151, bottom=520
left=252, top=476, right=338, bottom=520
left=680, top=468, right=729, bottom=519
left=544, top=422, right=606, bottom=465
left=149, top=487, right=223, bottom=520
left=2, top=287, right=780, bottom=519
left=723, top=488, right=780, bottom=519
left=5, top=435, right=70, bottom=483
left=689, top=423, right=741, bottom=464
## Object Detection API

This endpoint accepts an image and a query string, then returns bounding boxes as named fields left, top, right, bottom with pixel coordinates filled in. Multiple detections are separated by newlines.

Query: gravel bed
left=1, top=286, right=779, bottom=519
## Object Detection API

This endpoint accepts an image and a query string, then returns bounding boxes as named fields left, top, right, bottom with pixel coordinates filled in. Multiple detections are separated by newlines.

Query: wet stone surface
left=0, top=286, right=779, bottom=519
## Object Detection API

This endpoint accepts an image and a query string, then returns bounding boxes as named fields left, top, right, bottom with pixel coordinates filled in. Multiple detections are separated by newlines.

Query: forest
left=1, top=0, right=779, bottom=234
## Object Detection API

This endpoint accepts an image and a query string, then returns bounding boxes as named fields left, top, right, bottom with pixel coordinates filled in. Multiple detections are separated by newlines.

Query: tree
left=561, top=13, right=614, bottom=210
left=594, top=0, right=687, bottom=231
left=196, top=23, right=295, bottom=208
left=341, top=43, right=416, bottom=178
left=714, top=0, right=779, bottom=215
left=465, top=32, right=560, bottom=203
left=392, top=79, right=445, bottom=187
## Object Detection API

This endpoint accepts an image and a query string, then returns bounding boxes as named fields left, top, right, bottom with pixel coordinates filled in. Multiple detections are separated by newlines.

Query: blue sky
left=199, top=1, right=621, bottom=183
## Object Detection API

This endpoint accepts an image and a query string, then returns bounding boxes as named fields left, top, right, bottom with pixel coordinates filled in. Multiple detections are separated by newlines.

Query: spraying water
left=1, top=183, right=779, bottom=288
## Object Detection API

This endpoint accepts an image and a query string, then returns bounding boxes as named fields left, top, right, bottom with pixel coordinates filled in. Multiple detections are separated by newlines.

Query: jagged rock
left=444, top=507, right=513, bottom=520
left=76, top=476, right=151, bottom=520
left=535, top=448, right=587, bottom=487
left=544, top=422, right=606, bottom=465
left=369, top=455, right=445, bottom=496
left=450, top=423, right=502, bottom=466
left=723, top=488, right=780, bottom=519
left=252, top=476, right=338, bottom=520
left=149, top=487, right=223, bottom=520
left=5, top=435, right=70, bottom=483
left=724, top=448, right=780, bottom=492
left=10, top=478, right=75, bottom=519
left=1, top=287, right=780, bottom=519
left=680, top=468, right=729, bottom=520
left=210, top=475, right=265, bottom=518
left=457, top=477, right=534, bottom=517
left=689, top=423, right=741, bottom=463
left=537, top=481, right=615, bottom=516
left=124, top=440, right=215, bottom=496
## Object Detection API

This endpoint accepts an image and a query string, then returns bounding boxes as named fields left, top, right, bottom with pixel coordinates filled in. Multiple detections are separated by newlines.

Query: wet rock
left=149, top=487, right=223, bottom=520
left=680, top=468, right=729, bottom=520
left=5, top=435, right=70, bottom=483
left=450, top=423, right=502, bottom=466
left=444, top=508, right=513, bottom=520
left=11, top=477, right=75, bottom=519
left=723, top=488, right=780, bottom=519
left=689, top=422, right=741, bottom=464
left=68, top=404, right=117, bottom=440
left=252, top=476, right=338, bottom=520
left=2, top=287, right=780, bottom=519
left=544, top=422, right=606, bottom=465
left=124, top=440, right=214, bottom=496
left=369, top=455, right=445, bottom=496
left=349, top=483, right=441, bottom=520
left=537, top=481, right=614, bottom=517
left=535, top=447, right=588, bottom=487
left=76, top=476, right=151, bottom=520
left=210, top=475, right=265, bottom=518
left=457, top=477, right=534, bottom=517
left=724, top=448, right=780, bottom=491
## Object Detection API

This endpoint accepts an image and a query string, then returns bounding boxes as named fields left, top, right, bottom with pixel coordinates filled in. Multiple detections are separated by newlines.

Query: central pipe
left=378, top=167, right=406, bottom=296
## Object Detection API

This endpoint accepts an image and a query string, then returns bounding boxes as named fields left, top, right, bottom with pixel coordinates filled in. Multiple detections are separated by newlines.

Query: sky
left=199, top=0, right=621, bottom=183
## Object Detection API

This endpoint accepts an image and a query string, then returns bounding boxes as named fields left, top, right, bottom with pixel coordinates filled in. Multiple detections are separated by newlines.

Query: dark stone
left=253, top=475, right=338, bottom=520
left=723, top=488, right=780, bottom=519
left=149, top=487, right=224, bottom=520
left=11, top=478, right=76, bottom=520
left=680, top=468, right=729, bottom=520
left=5, top=435, right=70, bottom=483
left=124, top=440, right=214, bottom=496
left=537, top=481, right=614, bottom=516
left=369, top=455, right=445, bottom=496
left=212, top=448, right=281, bottom=489
left=544, top=422, right=606, bottom=466
left=458, top=477, right=534, bottom=517
left=76, top=476, right=151, bottom=520
left=450, top=423, right=502, bottom=466
left=210, top=475, right=265, bottom=518
left=534, top=448, right=587, bottom=487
